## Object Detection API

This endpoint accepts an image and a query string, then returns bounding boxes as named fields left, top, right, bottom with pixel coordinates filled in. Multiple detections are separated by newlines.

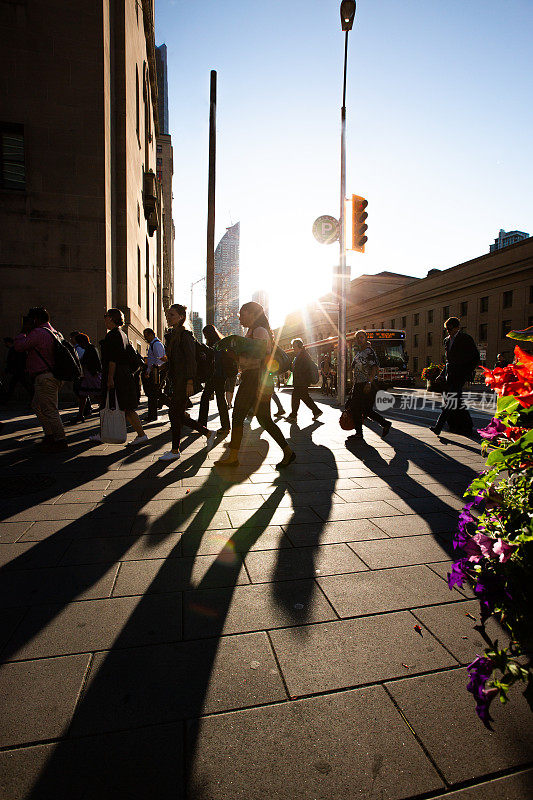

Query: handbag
left=339, top=409, right=355, bottom=430
left=100, top=389, right=127, bottom=444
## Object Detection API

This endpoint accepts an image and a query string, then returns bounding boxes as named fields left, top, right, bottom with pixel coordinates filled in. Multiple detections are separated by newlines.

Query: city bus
left=284, top=329, right=413, bottom=388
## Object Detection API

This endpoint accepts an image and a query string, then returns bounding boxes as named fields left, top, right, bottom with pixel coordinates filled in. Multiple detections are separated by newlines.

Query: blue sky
left=155, top=0, right=533, bottom=327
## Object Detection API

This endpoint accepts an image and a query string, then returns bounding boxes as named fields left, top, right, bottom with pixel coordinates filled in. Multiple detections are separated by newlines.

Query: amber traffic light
left=352, top=194, right=368, bottom=252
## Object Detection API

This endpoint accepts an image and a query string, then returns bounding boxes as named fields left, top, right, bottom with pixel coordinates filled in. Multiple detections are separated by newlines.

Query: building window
left=460, top=301, right=468, bottom=317
left=401, top=316, right=406, bottom=328
left=479, top=323, right=488, bottom=341
left=135, top=67, right=140, bottom=140
left=380, top=321, right=384, bottom=328
left=414, top=334, right=419, bottom=347
left=501, top=320, right=512, bottom=337
left=427, top=309, right=433, bottom=324
left=1, top=123, right=25, bottom=190
left=137, top=246, right=141, bottom=306
left=443, top=305, right=450, bottom=320
left=427, top=332, right=433, bottom=346
left=157, top=144, right=162, bottom=154
left=390, top=319, right=395, bottom=328
left=413, top=356, right=418, bottom=372
left=156, top=157, right=162, bottom=167
left=480, top=296, right=489, bottom=313
left=414, top=313, right=419, bottom=326
left=503, top=290, right=513, bottom=308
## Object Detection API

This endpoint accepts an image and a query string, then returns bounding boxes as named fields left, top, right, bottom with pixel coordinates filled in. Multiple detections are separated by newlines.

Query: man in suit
left=430, top=317, right=480, bottom=436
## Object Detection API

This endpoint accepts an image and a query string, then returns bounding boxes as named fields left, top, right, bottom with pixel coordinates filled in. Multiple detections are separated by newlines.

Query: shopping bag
left=339, top=409, right=355, bottom=430
left=100, top=389, right=127, bottom=444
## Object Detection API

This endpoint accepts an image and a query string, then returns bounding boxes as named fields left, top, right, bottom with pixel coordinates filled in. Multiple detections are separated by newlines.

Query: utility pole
left=206, top=70, right=217, bottom=325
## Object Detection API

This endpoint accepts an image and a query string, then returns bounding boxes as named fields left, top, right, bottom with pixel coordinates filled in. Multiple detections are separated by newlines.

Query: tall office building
left=191, top=311, right=203, bottom=342
left=155, top=44, right=169, bottom=135
left=490, top=229, right=529, bottom=252
left=155, top=43, right=174, bottom=307
left=252, top=289, right=269, bottom=319
left=214, top=222, right=240, bottom=335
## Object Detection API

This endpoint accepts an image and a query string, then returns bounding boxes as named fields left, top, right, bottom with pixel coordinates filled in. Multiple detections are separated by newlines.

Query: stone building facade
left=0, top=0, right=170, bottom=353
left=277, top=238, right=533, bottom=372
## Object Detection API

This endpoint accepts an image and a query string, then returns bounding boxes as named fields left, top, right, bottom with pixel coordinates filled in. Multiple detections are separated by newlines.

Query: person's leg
left=348, top=384, right=364, bottom=436
left=197, top=381, right=212, bottom=428
left=256, top=392, right=295, bottom=466
left=214, top=377, right=230, bottom=431
left=299, top=386, right=321, bottom=416
left=32, top=374, right=53, bottom=438
left=167, top=394, right=185, bottom=451
left=290, top=387, right=301, bottom=416
left=218, top=372, right=255, bottom=463
left=432, top=382, right=461, bottom=434
left=125, top=411, right=146, bottom=438
left=272, top=390, right=284, bottom=415
left=36, top=374, right=66, bottom=442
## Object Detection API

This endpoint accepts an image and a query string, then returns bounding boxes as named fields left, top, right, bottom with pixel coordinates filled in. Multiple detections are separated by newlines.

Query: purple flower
left=473, top=572, right=511, bottom=622
left=475, top=687, right=499, bottom=727
left=447, top=558, right=470, bottom=590
left=478, top=417, right=507, bottom=441
left=463, top=532, right=496, bottom=564
left=466, top=655, right=499, bottom=727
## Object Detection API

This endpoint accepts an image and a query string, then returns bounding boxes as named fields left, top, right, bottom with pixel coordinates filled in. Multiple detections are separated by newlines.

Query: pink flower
left=463, top=532, right=495, bottom=564
left=492, top=539, right=515, bottom=563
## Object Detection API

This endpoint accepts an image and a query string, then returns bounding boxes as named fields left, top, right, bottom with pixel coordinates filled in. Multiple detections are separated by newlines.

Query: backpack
left=307, top=356, right=320, bottom=385
left=125, top=342, right=145, bottom=375
left=268, top=346, right=292, bottom=375
left=36, top=330, right=82, bottom=382
left=195, top=340, right=215, bottom=383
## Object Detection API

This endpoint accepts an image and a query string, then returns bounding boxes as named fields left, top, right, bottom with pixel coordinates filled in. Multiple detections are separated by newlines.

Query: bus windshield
left=371, top=343, right=407, bottom=369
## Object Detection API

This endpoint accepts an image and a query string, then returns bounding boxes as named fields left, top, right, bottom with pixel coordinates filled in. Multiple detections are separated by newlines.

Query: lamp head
left=340, top=0, right=356, bottom=31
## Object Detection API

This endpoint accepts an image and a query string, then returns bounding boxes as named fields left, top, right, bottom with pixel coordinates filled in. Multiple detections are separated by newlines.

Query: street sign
left=313, top=215, right=339, bottom=244
left=479, top=349, right=487, bottom=361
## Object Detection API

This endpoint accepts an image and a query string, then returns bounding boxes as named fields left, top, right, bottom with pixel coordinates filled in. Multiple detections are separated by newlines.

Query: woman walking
left=90, top=308, right=147, bottom=444
left=346, top=330, right=391, bottom=442
left=73, top=332, right=101, bottom=423
left=216, top=301, right=295, bottom=469
left=198, top=324, right=231, bottom=437
left=159, top=304, right=216, bottom=462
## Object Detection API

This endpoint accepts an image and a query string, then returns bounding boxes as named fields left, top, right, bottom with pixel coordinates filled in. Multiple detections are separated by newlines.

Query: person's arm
left=13, top=328, right=39, bottom=352
left=182, top=331, right=197, bottom=396
left=108, top=361, right=116, bottom=388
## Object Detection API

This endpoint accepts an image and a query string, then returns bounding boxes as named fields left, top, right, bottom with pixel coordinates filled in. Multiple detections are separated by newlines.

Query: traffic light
left=352, top=194, right=368, bottom=252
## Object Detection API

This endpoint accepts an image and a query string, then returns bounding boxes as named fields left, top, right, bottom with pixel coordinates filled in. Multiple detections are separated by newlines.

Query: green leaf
left=507, top=327, right=533, bottom=342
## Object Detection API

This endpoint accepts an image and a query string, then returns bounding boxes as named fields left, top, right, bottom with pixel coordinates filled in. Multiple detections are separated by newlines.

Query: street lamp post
left=338, top=0, right=356, bottom=408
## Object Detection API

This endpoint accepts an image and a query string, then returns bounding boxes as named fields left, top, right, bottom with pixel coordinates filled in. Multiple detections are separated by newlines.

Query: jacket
left=167, top=327, right=196, bottom=390
left=292, top=349, right=315, bottom=387
left=444, top=330, right=480, bottom=383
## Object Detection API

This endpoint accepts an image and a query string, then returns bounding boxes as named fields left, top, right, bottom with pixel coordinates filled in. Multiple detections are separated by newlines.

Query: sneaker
left=215, top=453, right=240, bottom=466
left=276, top=450, right=296, bottom=469
left=381, top=420, right=392, bottom=438
left=429, top=425, right=442, bottom=436
left=89, top=433, right=102, bottom=443
left=285, top=414, right=297, bottom=422
left=70, top=416, right=85, bottom=425
left=159, top=450, right=181, bottom=461
left=312, top=409, right=323, bottom=420
left=205, top=430, right=217, bottom=452
left=217, top=427, right=230, bottom=437
left=37, top=435, right=55, bottom=449
left=131, top=434, right=149, bottom=445
left=42, top=439, right=68, bottom=453
left=350, top=433, right=364, bottom=441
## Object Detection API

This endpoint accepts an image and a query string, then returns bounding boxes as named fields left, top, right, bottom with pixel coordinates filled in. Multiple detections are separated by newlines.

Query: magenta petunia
left=492, top=538, right=516, bottom=563
left=477, top=417, right=507, bottom=441
left=447, top=558, right=469, bottom=590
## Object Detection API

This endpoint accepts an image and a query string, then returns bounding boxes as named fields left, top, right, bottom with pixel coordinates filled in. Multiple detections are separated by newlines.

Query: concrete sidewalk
left=0, top=395, right=532, bottom=799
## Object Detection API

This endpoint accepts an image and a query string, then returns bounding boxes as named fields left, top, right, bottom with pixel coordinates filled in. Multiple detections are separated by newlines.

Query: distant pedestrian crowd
left=2, top=306, right=486, bottom=458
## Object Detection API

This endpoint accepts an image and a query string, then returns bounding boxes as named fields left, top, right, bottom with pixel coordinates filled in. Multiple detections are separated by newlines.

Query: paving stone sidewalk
left=0, top=396, right=532, bottom=799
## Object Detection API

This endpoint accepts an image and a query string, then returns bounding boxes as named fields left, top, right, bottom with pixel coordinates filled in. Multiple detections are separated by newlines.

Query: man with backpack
left=286, top=338, right=323, bottom=423
left=14, top=307, right=73, bottom=452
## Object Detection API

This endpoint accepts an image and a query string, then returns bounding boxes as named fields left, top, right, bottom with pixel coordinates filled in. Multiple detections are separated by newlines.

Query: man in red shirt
left=14, top=307, right=67, bottom=452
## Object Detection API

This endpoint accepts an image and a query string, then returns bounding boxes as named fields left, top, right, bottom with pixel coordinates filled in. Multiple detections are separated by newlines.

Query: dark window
left=157, top=144, right=162, bottom=154
left=479, top=323, right=488, bottom=340
left=427, top=309, right=433, bottom=323
left=156, top=157, right=162, bottom=167
left=1, top=123, right=25, bottom=190
left=380, top=321, right=384, bottom=328
left=414, top=334, right=419, bottom=347
left=443, top=305, right=450, bottom=319
left=401, top=315, right=406, bottom=328
left=414, top=313, right=420, bottom=326
left=413, top=356, right=418, bottom=372
left=501, top=319, right=512, bottom=337
left=480, top=296, right=489, bottom=313
left=137, top=247, right=141, bottom=306
left=135, top=67, right=140, bottom=139
left=390, top=319, right=395, bottom=328
left=503, top=290, right=513, bottom=308
left=427, top=332, right=433, bottom=346
left=460, top=301, right=468, bottom=316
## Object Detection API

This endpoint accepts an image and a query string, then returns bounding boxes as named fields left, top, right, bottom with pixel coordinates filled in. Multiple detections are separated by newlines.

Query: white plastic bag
left=100, top=390, right=127, bottom=444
